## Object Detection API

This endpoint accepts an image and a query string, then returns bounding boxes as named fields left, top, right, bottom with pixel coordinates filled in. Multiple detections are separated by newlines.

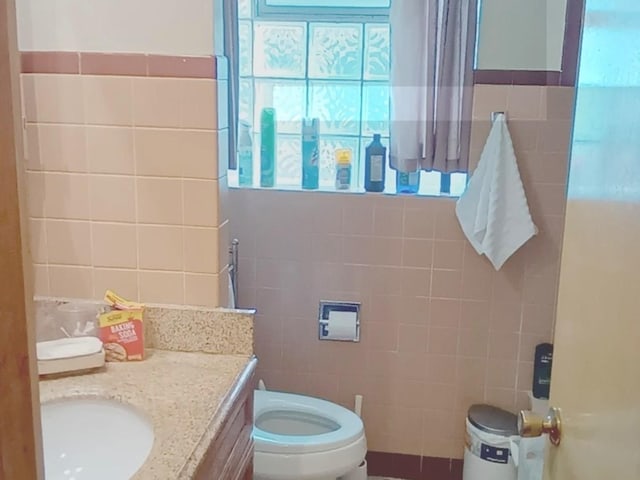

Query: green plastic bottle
left=260, top=108, right=277, bottom=188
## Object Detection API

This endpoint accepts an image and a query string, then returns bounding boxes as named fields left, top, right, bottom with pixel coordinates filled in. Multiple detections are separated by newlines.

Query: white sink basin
left=41, top=398, right=154, bottom=480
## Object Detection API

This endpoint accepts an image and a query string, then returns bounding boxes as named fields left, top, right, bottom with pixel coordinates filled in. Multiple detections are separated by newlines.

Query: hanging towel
left=455, top=114, right=537, bottom=270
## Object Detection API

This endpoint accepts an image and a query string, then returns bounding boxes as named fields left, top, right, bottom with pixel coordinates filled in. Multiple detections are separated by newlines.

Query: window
left=232, top=0, right=467, bottom=196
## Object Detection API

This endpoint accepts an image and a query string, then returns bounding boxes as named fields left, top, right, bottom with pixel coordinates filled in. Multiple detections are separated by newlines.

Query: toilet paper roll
left=325, top=311, right=358, bottom=341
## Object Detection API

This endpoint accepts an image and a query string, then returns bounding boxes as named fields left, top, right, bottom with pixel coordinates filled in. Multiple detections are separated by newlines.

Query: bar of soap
left=37, top=336, right=103, bottom=361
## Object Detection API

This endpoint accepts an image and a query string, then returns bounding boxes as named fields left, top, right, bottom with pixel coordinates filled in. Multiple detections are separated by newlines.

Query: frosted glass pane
left=450, top=173, right=468, bottom=197
left=239, top=21, right=253, bottom=77
left=364, top=24, right=390, bottom=80
left=310, top=81, right=362, bottom=135
left=239, top=0, right=252, bottom=19
left=254, top=80, right=306, bottom=135
left=419, top=172, right=442, bottom=196
left=239, top=79, right=254, bottom=124
left=254, top=22, right=307, bottom=78
left=276, top=135, right=302, bottom=186
left=309, top=24, right=363, bottom=79
left=362, top=82, right=390, bottom=136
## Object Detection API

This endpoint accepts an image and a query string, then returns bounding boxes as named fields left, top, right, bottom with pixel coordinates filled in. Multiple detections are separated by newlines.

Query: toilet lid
left=253, top=390, right=365, bottom=454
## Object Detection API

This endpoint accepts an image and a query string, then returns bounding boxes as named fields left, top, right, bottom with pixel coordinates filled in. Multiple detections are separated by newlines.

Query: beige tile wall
left=229, top=85, right=574, bottom=459
left=22, top=74, right=230, bottom=306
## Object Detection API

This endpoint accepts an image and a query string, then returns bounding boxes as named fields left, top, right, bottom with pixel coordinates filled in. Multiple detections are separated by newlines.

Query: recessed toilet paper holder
left=318, top=301, right=361, bottom=342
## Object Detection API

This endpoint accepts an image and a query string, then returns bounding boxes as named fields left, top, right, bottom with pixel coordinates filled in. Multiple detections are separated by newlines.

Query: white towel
left=456, top=114, right=537, bottom=270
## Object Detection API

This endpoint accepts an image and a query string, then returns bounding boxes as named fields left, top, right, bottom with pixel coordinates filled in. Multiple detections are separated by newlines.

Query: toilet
left=253, top=390, right=367, bottom=480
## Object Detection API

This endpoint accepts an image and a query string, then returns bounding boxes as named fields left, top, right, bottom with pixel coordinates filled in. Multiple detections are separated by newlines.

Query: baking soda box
left=98, top=291, right=145, bottom=362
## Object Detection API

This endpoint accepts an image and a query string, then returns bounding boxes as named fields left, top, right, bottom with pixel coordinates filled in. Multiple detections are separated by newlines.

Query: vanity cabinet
left=194, top=357, right=257, bottom=480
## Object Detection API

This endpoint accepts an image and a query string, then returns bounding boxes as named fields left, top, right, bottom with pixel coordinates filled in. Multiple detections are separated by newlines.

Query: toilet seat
left=254, top=390, right=364, bottom=454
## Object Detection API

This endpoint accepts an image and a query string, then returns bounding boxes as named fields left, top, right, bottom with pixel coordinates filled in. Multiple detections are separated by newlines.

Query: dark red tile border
left=474, top=0, right=585, bottom=86
left=366, top=452, right=462, bottom=480
left=20, top=51, right=218, bottom=79
left=21, top=51, right=79, bottom=74
left=147, top=54, right=216, bottom=79
left=80, top=53, right=147, bottom=76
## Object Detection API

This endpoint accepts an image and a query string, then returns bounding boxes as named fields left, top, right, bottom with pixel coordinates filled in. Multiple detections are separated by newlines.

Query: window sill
left=228, top=182, right=461, bottom=199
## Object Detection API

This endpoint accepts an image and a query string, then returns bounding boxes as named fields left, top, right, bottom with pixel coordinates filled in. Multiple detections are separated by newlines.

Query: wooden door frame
left=0, top=0, right=43, bottom=477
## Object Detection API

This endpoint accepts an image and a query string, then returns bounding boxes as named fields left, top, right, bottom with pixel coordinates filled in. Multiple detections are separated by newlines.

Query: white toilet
left=253, top=390, right=367, bottom=480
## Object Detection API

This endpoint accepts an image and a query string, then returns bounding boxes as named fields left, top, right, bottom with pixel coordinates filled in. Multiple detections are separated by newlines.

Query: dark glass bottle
left=364, top=134, right=386, bottom=193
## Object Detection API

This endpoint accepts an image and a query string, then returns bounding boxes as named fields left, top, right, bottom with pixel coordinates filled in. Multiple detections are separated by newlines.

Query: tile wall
left=21, top=58, right=230, bottom=306
left=229, top=84, right=575, bottom=459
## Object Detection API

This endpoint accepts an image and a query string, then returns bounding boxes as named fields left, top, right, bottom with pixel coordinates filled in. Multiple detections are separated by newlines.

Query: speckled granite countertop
left=39, top=350, right=254, bottom=479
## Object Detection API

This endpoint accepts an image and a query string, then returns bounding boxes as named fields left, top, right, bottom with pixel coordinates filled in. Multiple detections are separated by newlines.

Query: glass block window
left=235, top=0, right=466, bottom=196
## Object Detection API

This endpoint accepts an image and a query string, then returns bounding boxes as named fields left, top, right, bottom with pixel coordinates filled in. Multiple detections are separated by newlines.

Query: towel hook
left=491, top=111, right=507, bottom=123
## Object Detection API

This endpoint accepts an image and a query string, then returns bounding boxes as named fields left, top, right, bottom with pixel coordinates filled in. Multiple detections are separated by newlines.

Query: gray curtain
left=389, top=0, right=477, bottom=173
left=223, top=0, right=240, bottom=169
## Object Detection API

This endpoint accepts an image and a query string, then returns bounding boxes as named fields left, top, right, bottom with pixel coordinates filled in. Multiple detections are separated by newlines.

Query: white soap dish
left=37, top=337, right=105, bottom=376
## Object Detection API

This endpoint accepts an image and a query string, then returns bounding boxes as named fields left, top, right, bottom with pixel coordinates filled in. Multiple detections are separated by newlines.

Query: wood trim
left=193, top=357, right=257, bottom=480
left=0, top=0, right=42, bottom=478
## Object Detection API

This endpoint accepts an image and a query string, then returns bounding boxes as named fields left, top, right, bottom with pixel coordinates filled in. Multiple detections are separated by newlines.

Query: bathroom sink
left=41, top=398, right=154, bottom=480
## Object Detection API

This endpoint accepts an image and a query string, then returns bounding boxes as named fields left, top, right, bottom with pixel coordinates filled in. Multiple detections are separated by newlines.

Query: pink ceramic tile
left=48, top=265, right=93, bottom=298
left=183, top=227, right=219, bottom=274
left=519, top=333, right=552, bottom=363
left=517, top=361, right=535, bottom=391
left=374, top=206, right=404, bottom=237
left=433, top=240, right=464, bottom=270
left=89, top=175, right=136, bottom=223
left=434, top=200, right=464, bottom=240
left=403, top=207, right=436, bottom=239
left=490, top=302, right=523, bottom=332
left=523, top=274, right=558, bottom=305
left=29, top=219, right=47, bottom=264
left=33, top=265, right=49, bottom=296
left=431, top=269, right=462, bottom=299
left=422, top=383, right=456, bottom=411
left=492, top=265, right=524, bottom=304
left=543, top=87, right=575, bottom=120
left=372, top=237, right=403, bottom=266
left=185, top=273, right=220, bottom=307
left=132, top=77, right=181, bottom=128
left=398, top=324, right=428, bottom=354
left=508, top=120, right=540, bottom=152
left=460, top=300, right=490, bottom=329
left=26, top=124, right=87, bottom=173
left=528, top=183, right=567, bottom=217
left=136, top=177, right=183, bottom=225
left=138, top=225, right=184, bottom=271
left=522, top=303, right=555, bottom=336
left=430, top=298, right=461, bottom=327
left=425, top=354, right=457, bottom=384
left=86, top=126, right=135, bottom=175
left=310, top=234, right=343, bottom=263
left=93, top=268, right=138, bottom=302
left=25, top=171, right=46, bottom=218
left=138, top=270, right=185, bottom=305
left=486, top=358, right=517, bottom=389
left=484, top=388, right=516, bottom=412
left=91, top=222, right=137, bottom=269
left=370, top=266, right=404, bottom=296
left=392, top=379, right=429, bottom=409
left=538, top=120, right=573, bottom=153
left=461, top=249, right=494, bottom=300
left=458, top=328, right=489, bottom=358
left=366, top=350, right=400, bottom=379
left=472, top=85, right=509, bottom=121
left=22, top=74, right=85, bottom=124
left=363, top=321, right=399, bottom=352
left=401, top=238, right=434, bottom=268
left=506, top=86, right=544, bottom=120
left=397, top=296, right=430, bottom=325
left=488, top=331, right=520, bottom=360
left=45, top=220, right=92, bottom=266
left=428, top=327, right=459, bottom=355
left=343, top=204, right=374, bottom=235
left=81, top=53, right=147, bottom=76
left=180, top=79, right=218, bottom=129
left=83, top=76, right=133, bottom=126
left=401, top=267, right=431, bottom=297
left=44, top=173, right=91, bottom=220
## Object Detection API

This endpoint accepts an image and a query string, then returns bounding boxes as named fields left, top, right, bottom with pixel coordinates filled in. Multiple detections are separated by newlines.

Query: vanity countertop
left=39, top=349, right=255, bottom=479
